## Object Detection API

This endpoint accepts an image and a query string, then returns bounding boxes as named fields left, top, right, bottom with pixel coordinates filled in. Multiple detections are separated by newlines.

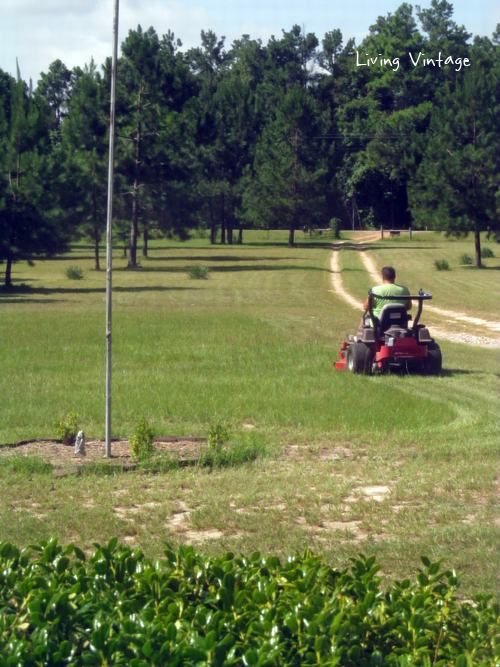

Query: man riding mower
left=335, top=269, right=442, bottom=375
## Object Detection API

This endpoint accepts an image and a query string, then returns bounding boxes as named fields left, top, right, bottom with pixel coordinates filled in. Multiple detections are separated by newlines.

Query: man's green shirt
left=371, top=283, right=410, bottom=319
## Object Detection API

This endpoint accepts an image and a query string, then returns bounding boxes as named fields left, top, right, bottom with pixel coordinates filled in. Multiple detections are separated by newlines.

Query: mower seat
left=377, top=303, right=409, bottom=335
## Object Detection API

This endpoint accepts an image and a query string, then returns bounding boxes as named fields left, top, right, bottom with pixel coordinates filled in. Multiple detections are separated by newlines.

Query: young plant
left=481, top=247, right=495, bottom=259
left=208, top=422, right=230, bottom=452
left=460, top=253, right=473, bottom=265
left=65, top=266, right=84, bottom=280
left=187, top=265, right=210, bottom=280
left=434, top=259, right=450, bottom=271
left=129, top=418, right=155, bottom=459
left=53, top=412, right=79, bottom=445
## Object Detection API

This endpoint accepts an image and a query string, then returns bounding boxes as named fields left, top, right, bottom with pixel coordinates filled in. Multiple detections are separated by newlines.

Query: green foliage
left=329, top=217, right=341, bottom=239
left=64, top=265, right=84, bottom=280
left=208, top=421, right=230, bottom=451
left=53, top=412, right=79, bottom=445
left=129, top=418, right=155, bottom=459
left=480, top=247, right=495, bottom=259
left=187, top=265, right=210, bottom=279
left=0, top=542, right=498, bottom=666
left=435, top=259, right=451, bottom=271
left=460, top=253, right=473, bottom=265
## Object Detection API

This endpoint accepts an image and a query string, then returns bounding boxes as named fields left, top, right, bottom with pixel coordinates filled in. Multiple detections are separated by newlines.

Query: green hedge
left=0, top=540, right=498, bottom=666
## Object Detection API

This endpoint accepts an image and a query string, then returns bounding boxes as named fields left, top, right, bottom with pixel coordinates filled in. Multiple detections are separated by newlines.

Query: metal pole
left=105, top=0, right=119, bottom=458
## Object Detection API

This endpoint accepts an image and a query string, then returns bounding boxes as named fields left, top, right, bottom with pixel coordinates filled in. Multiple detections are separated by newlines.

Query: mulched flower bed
left=0, top=437, right=207, bottom=468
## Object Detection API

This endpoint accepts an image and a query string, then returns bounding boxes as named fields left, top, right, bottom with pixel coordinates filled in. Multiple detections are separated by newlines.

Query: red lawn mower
left=335, top=290, right=442, bottom=375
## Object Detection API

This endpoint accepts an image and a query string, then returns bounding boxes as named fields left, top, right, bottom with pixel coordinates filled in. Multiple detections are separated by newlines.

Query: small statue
left=74, top=430, right=86, bottom=456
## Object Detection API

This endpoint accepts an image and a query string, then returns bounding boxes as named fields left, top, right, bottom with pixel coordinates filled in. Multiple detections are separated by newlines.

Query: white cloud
left=1, top=0, right=218, bottom=83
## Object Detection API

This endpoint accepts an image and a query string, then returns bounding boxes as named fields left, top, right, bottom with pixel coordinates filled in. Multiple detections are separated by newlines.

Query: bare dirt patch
left=281, top=444, right=356, bottom=461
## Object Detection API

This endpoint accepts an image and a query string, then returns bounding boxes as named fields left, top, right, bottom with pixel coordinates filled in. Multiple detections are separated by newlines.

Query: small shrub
left=187, top=265, right=210, bottom=280
left=434, top=259, right=450, bottom=271
left=53, top=412, right=79, bottom=445
left=481, top=246, right=495, bottom=259
left=460, top=253, right=473, bottom=265
left=208, top=422, right=230, bottom=452
left=129, top=418, right=155, bottom=459
left=329, top=217, right=341, bottom=239
left=65, top=266, right=84, bottom=280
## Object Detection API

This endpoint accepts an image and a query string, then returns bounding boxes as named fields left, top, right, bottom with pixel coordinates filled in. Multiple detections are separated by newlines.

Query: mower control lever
left=368, top=290, right=432, bottom=300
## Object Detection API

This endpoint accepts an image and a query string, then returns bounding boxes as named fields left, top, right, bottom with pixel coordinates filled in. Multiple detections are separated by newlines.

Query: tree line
left=1, top=0, right=499, bottom=285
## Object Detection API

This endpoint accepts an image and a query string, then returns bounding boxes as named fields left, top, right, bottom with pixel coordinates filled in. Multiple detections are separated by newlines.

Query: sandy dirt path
left=329, top=242, right=500, bottom=348
left=329, top=243, right=362, bottom=310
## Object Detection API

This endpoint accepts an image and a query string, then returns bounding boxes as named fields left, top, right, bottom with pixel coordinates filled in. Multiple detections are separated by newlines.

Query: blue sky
left=1, top=0, right=498, bottom=84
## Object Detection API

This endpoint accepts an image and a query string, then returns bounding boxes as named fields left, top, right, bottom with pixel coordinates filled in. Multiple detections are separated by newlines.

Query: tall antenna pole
left=105, top=0, right=119, bottom=458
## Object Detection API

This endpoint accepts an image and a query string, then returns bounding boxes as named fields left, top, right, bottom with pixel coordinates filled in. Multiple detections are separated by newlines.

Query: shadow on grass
left=26, top=255, right=102, bottom=262
left=145, top=255, right=303, bottom=262
left=461, top=265, right=500, bottom=271
left=0, top=285, right=200, bottom=296
left=440, top=369, right=498, bottom=377
left=0, top=297, right=69, bottom=304
left=115, top=264, right=332, bottom=274
left=342, top=243, right=440, bottom=251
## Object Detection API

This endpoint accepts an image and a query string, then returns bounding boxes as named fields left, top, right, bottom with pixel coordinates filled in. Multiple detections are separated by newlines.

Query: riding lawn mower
left=335, top=290, right=442, bottom=375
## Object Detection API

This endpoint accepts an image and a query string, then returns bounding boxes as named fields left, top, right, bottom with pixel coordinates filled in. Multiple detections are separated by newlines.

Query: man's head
left=381, top=266, right=396, bottom=283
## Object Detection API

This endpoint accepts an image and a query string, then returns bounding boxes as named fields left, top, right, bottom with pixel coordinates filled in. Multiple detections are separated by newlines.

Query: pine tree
left=61, top=61, right=108, bottom=270
left=409, top=56, right=500, bottom=266
left=0, top=76, right=67, bottom=287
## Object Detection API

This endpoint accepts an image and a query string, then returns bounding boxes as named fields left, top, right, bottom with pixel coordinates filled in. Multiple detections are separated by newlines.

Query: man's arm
left=362, top=296, right=369, bottom=312
left=406, top=299, right=412, bottom=311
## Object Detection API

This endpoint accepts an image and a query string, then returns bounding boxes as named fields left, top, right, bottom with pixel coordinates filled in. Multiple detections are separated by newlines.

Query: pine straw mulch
left=0, top=437, right=207, bottom=469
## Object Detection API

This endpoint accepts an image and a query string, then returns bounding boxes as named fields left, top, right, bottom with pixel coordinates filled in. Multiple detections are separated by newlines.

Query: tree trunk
left=237, top=224, right=243, bottom=245
left=227, top=207, right=233, bottom=245
left=208, top=200, right=216, bottom=244
left=94, top=227, right=100, bottom=271
left=288, top=223, right=295, bottom=247
left=220, top=194, right=226, bottom=244
left=474, top=227, right=481, bottom=268
left=142, top=226, right=148, bottom=257
left=129, top=95, right=142, bottom=268
left=5, top=256, right=13, bottom=289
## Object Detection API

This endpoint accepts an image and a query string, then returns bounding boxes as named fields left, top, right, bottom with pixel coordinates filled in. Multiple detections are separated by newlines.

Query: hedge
left=0, top=539, right=498, bottom=666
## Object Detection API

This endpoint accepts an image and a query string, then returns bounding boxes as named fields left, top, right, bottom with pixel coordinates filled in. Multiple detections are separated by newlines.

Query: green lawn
left=1, top=231, right=499, bottom=597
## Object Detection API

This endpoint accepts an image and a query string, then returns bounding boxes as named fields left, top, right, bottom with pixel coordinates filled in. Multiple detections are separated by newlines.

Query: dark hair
left=381, top=266, right=396, bottom=281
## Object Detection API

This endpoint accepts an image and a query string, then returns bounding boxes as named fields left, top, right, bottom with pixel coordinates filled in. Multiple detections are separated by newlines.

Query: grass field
left=1, top=230, right=499, bottom=598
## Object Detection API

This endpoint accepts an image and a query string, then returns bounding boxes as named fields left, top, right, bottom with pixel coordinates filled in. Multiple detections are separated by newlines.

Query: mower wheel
left=346, top=342, right=372, bottom=374
left=424, top=341, right=442, bottom=375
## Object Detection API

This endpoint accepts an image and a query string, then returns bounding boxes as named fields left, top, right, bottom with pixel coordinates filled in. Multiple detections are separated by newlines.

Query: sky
left=1, top=0, right=498, bottom=84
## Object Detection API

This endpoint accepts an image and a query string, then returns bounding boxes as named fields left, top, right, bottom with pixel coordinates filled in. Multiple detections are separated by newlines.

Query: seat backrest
left=377, top=303, right=408, bottom=334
